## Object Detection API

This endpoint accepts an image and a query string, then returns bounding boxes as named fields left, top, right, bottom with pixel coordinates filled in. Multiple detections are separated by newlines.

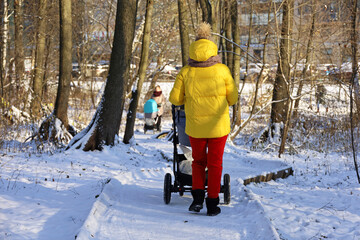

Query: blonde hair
left=196, top=22, right=212, bottom=40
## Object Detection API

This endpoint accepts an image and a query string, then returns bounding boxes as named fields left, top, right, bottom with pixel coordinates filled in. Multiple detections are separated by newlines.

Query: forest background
left=2, top=1, right=360, bottom=239
left=0, top=0, right=360, bottom=170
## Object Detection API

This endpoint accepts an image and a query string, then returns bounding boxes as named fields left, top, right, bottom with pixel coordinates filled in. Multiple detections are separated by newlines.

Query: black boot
left=189, top=189, right=205, bottom=212
left=206, top=197, right=221, bottom=216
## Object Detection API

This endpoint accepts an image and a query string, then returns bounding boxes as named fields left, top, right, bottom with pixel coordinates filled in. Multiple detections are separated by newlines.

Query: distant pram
left=143, top=99, right=159, bottom=134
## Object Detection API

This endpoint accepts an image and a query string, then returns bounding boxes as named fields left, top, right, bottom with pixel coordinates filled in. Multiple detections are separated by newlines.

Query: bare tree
left=210, top=0, right=219, bottom=35
left=230, top=0, right=272, bottom=141
left=36, top=0, right=75, bottom=145
left=349, top=0, right=360, bottom=183
left=198, top=0, right=212, bottom=24
left=230, top=0, right=241, bottom=129
left=0, top=0, right=9, bottom=98
left=67, top=0, right=139, bottom=151
left=14, top=0, right=25, bottom=97
left=221, top=0, right=241, bottom=131
left=224, top=0, right=233, bottom=73
left=138, top=1, right=180, bottom=100
left=269, top=0, right=294, bottom=143
left=31, top=0, right=48, bottom=119
left=178, top=0, right=190, bottom=67
left=231, top=0, right=240, bottom=84
left=245, top=0, right=254, bottom=77
left=54, top=0, right=73, bottom=127
left=293, top=0, right=316, bottom=119
left=349, top=0, right=360, bottom=114
left=123, top=0, right=154, bottom=144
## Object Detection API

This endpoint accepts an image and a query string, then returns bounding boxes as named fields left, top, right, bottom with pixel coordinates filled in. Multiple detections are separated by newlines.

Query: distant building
left=237, top=0, right=356, bottom=67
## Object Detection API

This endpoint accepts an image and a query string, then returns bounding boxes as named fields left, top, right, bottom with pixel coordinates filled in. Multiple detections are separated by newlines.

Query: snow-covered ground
left=1, top=81, right=360, bottom=239
left=1, top=116, right=360, bottom=240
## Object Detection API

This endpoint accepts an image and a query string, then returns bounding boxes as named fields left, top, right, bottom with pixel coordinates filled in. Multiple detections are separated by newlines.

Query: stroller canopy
left=144, top=99, right=158, bottom=113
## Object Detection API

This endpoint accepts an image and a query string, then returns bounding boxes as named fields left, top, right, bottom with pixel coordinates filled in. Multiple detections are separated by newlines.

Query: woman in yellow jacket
left=169, top=23, right=238, bottom=216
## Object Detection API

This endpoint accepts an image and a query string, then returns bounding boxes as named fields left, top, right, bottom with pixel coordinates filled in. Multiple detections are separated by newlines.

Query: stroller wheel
left=164, top=173, right=172, bottom=204
left=178, top=183, right=184, bottom=196
left=156, top=131, right=169, bottom=139
left=223, top=174, right=231, bottom=204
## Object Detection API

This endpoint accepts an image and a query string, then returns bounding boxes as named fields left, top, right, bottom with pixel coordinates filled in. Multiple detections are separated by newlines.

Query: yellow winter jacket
left=169, top=39, right=238, bottom=138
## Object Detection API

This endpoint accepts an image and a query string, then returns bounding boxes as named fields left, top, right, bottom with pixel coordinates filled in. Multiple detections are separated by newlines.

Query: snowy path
left=77, top=169, right=279, bottom=240
left=75, top=131, right=285, bottom=240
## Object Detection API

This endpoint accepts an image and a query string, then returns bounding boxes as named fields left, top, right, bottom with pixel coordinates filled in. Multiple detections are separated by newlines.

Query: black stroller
left=163, top=105, right=231, bottom=205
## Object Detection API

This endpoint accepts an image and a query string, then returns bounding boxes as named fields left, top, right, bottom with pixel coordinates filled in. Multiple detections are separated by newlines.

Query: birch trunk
left=14, top=0, right=25, bottom=96
left=1, top=0, right=9, bottom=98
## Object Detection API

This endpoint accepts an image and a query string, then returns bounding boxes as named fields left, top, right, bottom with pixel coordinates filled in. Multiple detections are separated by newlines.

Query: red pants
left=189, top=135, right=228, bottom=199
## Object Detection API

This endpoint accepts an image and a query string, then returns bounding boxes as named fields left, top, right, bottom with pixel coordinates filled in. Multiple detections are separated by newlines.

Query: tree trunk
left=54, top=0, right=72, bottom=128
left=1, top=0, right=9, bottom=98
left=244, top=0, right=253, bottom=78
left=269, top=0, right=293, bottom=142
left=349, top=0, right=360, bottom=183
left=37, top=0, right=75, bottom=146
left=210, top=0, right=219, bottom=35
left=231, top=0, right=241, bottom=129
left=350, top=0, right=360, bottom=114
left=225, top=0, right=233, bottom=73
left=31, top=0, right=48, bottom=119
left=293, top=1, right=316, bottom=119
left=230, top=2, right=271, bottom=141
left=67, top=0, right=139, bottom=151
left=123, top=0, right=154, bottom=144
left=219, top=1, right=226, bottom=63
left=177, top=0, right=190, bottom=67
left=231, top=0, right=240, bottom=83
left=42, top=36, right=52, bottom=100
left=198, top=0, right=212, bottom=24
left=14, top=0, right=25, bottom=97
